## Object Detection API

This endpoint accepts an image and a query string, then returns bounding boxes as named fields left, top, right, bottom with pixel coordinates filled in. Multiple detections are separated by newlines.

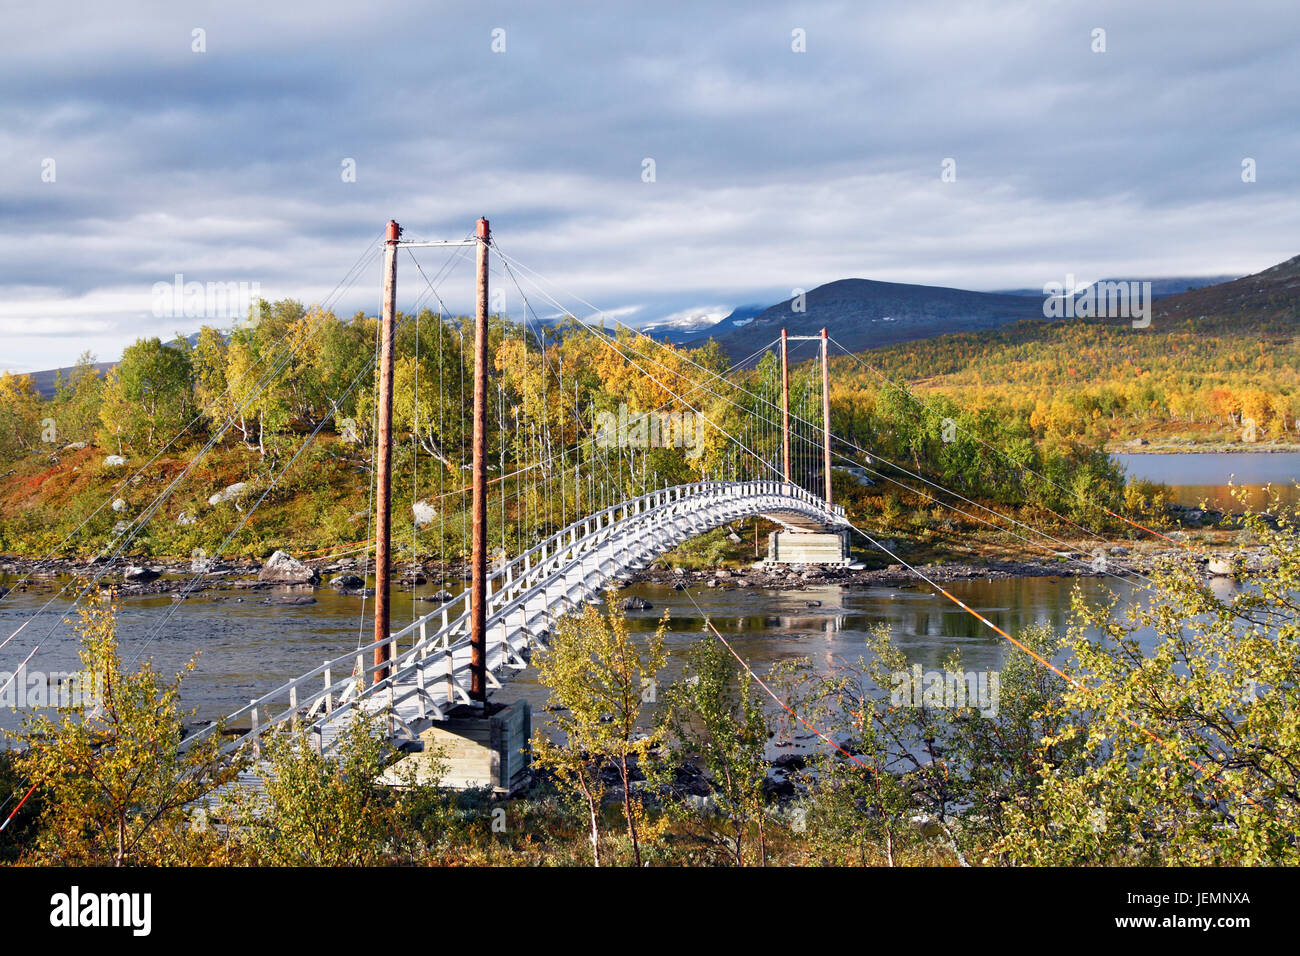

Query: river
left=0, top=573, right=1214, bottom=734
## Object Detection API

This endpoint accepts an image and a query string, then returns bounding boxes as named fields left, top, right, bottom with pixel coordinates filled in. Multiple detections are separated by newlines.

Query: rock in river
left=257, top=551, right=320, bottom=585
left=620, top=596, right=653, bottom=611
left=1207, top=556, right=1234, bottom=577
left=123, top=566, right=161, bottom=583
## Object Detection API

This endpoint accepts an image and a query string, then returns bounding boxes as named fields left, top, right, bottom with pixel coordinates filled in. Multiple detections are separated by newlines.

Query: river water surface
left=0, top=573, right=1201, bottom=734
left=1113, top=451, right=1300, bottom=509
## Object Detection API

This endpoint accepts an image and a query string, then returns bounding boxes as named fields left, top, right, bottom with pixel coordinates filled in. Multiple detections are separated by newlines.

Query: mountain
left=639, top=312, right=726, bottom=345
left=1148, top=255, right=1300, bottom=325
left=697, top=278, right=1049, bottom=360
left=994, top=276, right=1239, bottom=299
left=638, top=303, right=769, bottom=345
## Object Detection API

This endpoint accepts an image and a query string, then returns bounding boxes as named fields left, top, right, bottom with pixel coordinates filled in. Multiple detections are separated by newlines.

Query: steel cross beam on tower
left=394, top=239, right=479, bottom=248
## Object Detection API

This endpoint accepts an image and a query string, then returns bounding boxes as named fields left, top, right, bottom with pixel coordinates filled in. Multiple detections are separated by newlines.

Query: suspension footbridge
left=184, top=479, right=845, bottom=763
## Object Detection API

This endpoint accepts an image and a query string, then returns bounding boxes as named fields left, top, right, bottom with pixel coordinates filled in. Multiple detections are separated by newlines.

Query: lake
left=1112, top=451, right=1300, bottom=510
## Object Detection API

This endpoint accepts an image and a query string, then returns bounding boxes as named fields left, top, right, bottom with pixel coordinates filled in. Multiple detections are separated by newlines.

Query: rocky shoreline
left=0, top=541, right=1266, bottom=600
left=1106, top=440, right=1300, bottom=454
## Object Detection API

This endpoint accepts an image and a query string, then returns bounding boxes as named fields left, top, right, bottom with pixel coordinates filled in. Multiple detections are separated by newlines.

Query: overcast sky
left=2, top=0, right=1297, bottom=372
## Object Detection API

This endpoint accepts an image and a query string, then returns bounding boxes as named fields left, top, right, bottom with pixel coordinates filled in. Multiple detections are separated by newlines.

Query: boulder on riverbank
left=123, top=565, right=161, bottom=583
left=257, top=551, right=319, bottom=585
left=412, top=500, right=436, bottom=527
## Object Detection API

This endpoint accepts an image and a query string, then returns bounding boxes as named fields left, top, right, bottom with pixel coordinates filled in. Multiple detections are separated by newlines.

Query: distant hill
left=18, top=263, right=1292, bottom=395
left=698, top=278, right=1048, bottom=360
left=24, top=361, right=116, bottom=399
left=836, top=254, right=1300, bottom=451
left=690, top=269, right=1283, bottom=361
left=994, top=276, right=1238, bottom=299
left=1148, top=255, right=1300, bottom=325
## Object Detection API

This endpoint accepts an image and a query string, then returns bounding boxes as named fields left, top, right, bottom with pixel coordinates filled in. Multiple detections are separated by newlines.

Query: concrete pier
left=764, top=529, right=852, bottom=566
left=382, top=701, right=532, bottom=794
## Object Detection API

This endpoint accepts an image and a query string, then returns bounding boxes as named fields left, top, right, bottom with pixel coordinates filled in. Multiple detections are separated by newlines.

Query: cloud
left=2, top=0, right=1297, bottom=371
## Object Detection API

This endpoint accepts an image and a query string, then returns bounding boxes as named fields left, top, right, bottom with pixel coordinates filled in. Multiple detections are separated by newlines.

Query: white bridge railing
left=185, top=480, right=846, bottom=758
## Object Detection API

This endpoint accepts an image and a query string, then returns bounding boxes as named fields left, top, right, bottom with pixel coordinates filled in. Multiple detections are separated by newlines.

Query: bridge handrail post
left=250, top=702, right=260, bottom=759
left=416, top=664, right=428, bottom=721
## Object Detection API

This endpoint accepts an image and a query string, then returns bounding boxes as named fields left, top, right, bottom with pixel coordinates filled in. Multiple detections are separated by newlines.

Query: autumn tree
left=654, top=637, right=772, bottom=865
left=9, top=588, right=237, bottom=865
left=192, top=326, right=233, bottom=437
left=391, top=312, right=469, bottom=471
left=97, top=336, right=194, bottom=451
left=997, top=488, right=1300, bottom=865
left=0, top=371, right=42, bottom=460
left=48, top=351, right=105, bottom=446
left=224, top=714, right=443, bottom=866
left=531, top=602, right=667, bottom=866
